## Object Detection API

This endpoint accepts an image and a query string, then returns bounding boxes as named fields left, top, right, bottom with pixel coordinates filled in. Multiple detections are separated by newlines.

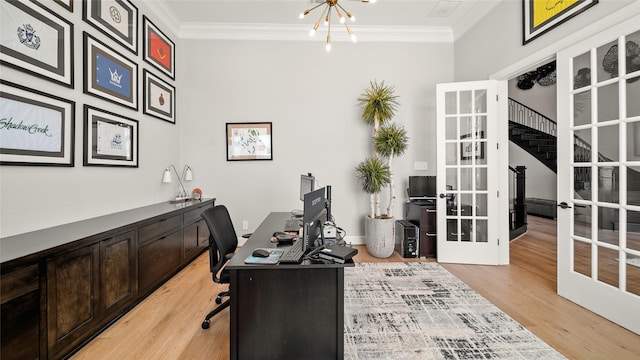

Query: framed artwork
left=83, top=0, right=138, bottom=54
left=54, top=0, right=73, bottom=11
left=460, top=132, right=485, bottom=160
left=143, top=69, right=175, bottom=124
left=523, top=0, right=598, bottom=44
left=143, top=15, right=174, bottom=79
left=226, top=122, right=272, bottom=161
left=83, top=32, right=138, bottom=110
left=0, top=80, right=75, bottom=166
left=0, top=0, right=74, bottom=87
left=83, top=104, right=138, bottom=167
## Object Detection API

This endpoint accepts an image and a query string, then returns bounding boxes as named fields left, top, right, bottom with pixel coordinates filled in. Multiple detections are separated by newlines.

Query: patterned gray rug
left=343, top=262, right=566, bottom=359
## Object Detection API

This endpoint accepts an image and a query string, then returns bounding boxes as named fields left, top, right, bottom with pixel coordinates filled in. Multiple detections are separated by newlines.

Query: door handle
left=439, top=193, right=446, bottom=198
left=557, top=202, right=572, bottom=209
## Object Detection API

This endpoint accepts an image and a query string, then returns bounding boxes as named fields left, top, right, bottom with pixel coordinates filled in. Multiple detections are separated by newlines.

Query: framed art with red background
left=143, top=15, right=174, bottom=79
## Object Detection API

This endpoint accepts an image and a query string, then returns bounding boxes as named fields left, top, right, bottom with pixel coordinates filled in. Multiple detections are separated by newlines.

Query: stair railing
left=509, top=98, right=557, bottom=137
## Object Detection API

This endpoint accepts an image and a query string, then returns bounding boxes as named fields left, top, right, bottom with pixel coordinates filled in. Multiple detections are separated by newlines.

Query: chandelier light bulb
left=299, top=0, right=374, bottom=51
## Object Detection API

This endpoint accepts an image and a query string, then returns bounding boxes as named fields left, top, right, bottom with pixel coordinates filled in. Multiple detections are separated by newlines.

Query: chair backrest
left=201, top=205, right=238, bottom=284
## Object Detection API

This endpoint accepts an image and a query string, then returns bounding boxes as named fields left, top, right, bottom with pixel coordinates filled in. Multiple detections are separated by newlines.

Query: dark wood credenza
left=0, top=198, right=215, bottom=360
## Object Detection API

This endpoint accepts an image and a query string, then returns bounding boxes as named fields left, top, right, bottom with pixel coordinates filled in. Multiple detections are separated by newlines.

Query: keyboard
left=283, top=219, right=301, bottom=232
left=279, top=240, right=305, bottom=264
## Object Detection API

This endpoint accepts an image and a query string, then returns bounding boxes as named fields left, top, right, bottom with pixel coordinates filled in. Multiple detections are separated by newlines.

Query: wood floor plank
left=71, top=216, right=640, bottom=359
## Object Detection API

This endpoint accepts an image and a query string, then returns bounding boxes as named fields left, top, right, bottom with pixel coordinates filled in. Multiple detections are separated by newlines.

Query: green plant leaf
left=355, top=157, right=391, bottom=194
left=375, top=123, right=408, bottom=158
left=357, top=80, right=399, bottom=127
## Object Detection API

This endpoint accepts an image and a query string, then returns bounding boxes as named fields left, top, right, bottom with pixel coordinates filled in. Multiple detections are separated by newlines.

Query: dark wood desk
left=226, top=212, right=352, bottom=360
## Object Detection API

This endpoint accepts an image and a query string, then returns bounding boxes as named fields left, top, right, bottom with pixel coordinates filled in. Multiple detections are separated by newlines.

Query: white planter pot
left=364, top=216, right=395, bottom=258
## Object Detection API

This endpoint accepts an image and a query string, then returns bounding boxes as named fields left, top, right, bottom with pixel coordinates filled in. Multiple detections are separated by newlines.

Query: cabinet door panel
left=1, top=264, right=41, bottom=360
left=138, top=230, right=182, bottom=291
left=47, top=245, right=99, bottom=357
left=100, top=230, right=137, bottom=315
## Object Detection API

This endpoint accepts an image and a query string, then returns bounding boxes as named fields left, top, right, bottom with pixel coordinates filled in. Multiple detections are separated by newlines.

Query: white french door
left=556, top=16, right=640, bottom=334
left=435, top=81, right=509, bottom=265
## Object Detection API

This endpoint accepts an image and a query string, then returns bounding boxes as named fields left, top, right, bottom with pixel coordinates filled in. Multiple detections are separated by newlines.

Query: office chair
left=200, top=205, right=238, bottom=329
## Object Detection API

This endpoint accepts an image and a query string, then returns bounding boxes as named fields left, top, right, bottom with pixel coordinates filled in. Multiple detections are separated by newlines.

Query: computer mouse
left=252, top=249, right=271, bottom=257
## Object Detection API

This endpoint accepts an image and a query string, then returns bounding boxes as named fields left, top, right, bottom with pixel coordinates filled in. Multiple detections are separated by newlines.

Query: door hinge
left=496, top=94, right=499, bottom=101
left=497, top=190, right=499, bottom=197
left=497, top=238, right=500, bottom=246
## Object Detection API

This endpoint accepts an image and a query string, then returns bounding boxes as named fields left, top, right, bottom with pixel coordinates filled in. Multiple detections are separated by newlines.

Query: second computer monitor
left=302, top=187, right=326, bottom=251
left=299, top=173, right=315, bottom=201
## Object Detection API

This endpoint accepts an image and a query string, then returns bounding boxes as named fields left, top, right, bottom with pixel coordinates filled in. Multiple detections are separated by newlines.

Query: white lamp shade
left=162, top=169, right=172, bottom=183
left=184, top=167, right=193, bottom=181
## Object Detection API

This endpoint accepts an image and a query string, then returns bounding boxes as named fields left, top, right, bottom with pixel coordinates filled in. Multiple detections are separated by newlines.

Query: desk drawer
left=138, top=214, right=182, bottom=244
left=183, top=204, right=207, bottom=225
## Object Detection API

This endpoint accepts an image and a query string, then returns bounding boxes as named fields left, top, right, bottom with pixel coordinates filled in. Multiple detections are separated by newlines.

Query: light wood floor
left=72, top=216, right=640, bottom=360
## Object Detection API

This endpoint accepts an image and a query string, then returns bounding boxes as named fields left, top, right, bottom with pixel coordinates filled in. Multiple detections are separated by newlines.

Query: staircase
left=508, top=99, right=557, bottom=172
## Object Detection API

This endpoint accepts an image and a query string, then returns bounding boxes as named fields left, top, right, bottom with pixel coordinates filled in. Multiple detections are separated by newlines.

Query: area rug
left=343, top=262, right=566, bottom=360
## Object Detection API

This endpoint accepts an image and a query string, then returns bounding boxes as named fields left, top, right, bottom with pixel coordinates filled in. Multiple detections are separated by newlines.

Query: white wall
left=178, top=40, right=453, bottom=240
left=0, top=2, right=180, bottom=237
left=454, top=0, right=635, bottom=82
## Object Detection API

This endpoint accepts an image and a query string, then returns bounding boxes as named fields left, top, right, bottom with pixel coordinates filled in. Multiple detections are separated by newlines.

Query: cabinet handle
left=425, top=209, right=436, bottom=213
left=425, top=233, right=436, bottom=236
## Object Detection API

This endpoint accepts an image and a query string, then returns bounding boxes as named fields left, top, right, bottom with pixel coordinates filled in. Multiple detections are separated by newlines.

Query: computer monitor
left=302, top=187, right=326, bottom=251
left=299, top=173, right=315, bottom=201
left=408, top=176, right=436, bottom=199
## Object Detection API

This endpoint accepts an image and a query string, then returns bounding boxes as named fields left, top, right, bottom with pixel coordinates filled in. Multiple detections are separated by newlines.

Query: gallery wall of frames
left=0, top=0, right=176, bottom=168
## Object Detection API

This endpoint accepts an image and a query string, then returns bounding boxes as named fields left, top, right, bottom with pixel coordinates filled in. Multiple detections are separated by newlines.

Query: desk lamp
left=163, top=164, right=192, bottom=202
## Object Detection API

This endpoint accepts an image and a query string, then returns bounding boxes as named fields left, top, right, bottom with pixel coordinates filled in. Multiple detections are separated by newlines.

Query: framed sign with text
left=84, top=105, right=138, bottom=167
left=83, top=32, right=138, bottom=110
left=0, top=0, right=74, bottom=87
left=143, top=15, right=175, bottom=79
left=0, top=80, right=75, bottom=166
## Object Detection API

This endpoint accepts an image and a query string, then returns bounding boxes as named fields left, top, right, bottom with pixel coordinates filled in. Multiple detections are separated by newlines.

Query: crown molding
left=178, top=23, right=453, bottom=43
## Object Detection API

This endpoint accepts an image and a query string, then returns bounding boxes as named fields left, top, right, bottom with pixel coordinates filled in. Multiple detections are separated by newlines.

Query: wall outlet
left=242, top=220, right=248, bottom=230
left=414, top=161, right=428, bottom=171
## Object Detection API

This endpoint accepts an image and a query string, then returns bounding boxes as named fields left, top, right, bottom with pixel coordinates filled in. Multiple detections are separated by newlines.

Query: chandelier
left=299, top=0, right=376, bottom=52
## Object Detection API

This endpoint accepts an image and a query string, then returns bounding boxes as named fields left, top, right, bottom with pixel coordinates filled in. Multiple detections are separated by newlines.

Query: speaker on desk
left=395, top=220, right=418, bottom=258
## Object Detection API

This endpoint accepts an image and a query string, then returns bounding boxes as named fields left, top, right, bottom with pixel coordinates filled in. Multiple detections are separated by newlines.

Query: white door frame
left=488, top=3, right=640, bottom=335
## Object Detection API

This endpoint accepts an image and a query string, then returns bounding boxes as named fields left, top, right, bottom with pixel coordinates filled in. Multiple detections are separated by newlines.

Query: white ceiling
left=153, top=0, right=504, bottom=41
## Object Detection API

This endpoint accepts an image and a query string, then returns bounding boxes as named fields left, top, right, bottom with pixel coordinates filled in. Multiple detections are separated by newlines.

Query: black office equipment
left=280, top=187, right=326, bottom=263
left=299, top=173, right=315, bottom=201
left=283, top=218, right=301, bottom=232
left=278, top=238, right=305, bottom=263
left=395, top=220, right=418, bottom=258
left=200, top=205, right=238, bottom=330
left=408, top=176, right=436, bottom=200
left=318, top=244, right=358, bottom=263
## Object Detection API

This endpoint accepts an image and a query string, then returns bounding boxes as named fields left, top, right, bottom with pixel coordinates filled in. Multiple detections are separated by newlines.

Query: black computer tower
left=395, top=220, right=418, bottom=258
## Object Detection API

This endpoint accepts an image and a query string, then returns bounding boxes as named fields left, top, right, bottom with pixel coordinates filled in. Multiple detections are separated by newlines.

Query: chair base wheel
left=215, top=298, right=222, bottom=304
left=201, top=320, right=210, bottom=329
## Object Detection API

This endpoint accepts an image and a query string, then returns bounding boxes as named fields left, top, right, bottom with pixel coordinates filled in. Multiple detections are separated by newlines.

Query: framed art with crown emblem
left=83, top=104, right=138, bottom=167
left=83, top=32, right=138, bottom=110
left=143, top=15, right=175, bottom=80
left=143, top=69, right=175, bottom=124
left=0, top=0, right=74, bottom=88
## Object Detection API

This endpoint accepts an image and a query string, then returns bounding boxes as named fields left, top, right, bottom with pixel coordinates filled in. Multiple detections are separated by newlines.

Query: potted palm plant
left=355, top=80, right=408, bottom=258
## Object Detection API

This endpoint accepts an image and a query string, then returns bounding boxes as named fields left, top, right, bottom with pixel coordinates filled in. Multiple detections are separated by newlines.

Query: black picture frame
left=143, top=69, right=175, bottom=124
left=54, top=0, right=73, bottom=11
left=523, top=0, right=599, bottom=44
left=226, top=122, right=273, bottom=161
left=0, top=80, right=75, bottom=166
left=143, top=15, right=175, bottom=80
left=83, top=32, right=138, bottom=110
left=83, top=104, right=138, bottom=167
left=83, top=0, right=138, bottom=54
left=0, top=0, right=74, bottom=87
left=460, top=132, right=485, bottom=160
